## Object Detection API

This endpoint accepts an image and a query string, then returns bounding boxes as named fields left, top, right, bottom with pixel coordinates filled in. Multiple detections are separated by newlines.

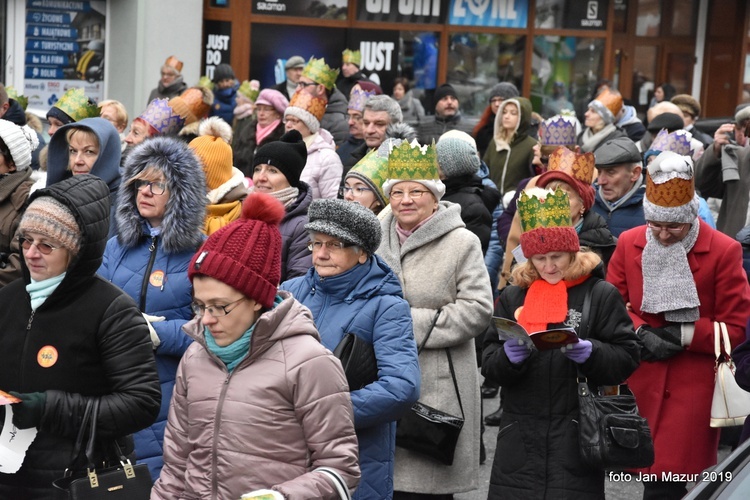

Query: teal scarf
left=203, top=294, right=283, bottom=372
left=26, top=273, right=66, bottom=311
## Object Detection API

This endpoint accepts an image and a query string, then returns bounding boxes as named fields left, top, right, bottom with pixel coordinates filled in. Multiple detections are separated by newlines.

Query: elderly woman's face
left=390, top=181, right=438, bottom=231
left=309, top=233, right=366, bottom=278
left=530, top=251, right=573, bottom=285
left=256, top=104, right=281, bottom=128
left=584, top=107, right=605, bottom=131
left=20, top=231, right=73, bottom=281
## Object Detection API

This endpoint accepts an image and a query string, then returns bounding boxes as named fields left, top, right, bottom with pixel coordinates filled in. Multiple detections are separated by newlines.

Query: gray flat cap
left=285, top=56, right=306, bottom=70
left=305, top=199, right=382, bottom=255
left=594, top=137, right=641, bottom=167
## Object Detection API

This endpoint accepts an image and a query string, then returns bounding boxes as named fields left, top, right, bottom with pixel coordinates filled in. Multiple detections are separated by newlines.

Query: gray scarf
left=598, top=175, right=643, bottom=211
left=641, top=219, right=700, bottom=322
left=580, top=123, right=617, bottom=153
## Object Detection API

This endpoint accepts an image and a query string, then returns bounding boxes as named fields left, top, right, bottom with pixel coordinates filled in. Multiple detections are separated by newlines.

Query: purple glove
left=562, top=340, right=593, bottom=364
left=504, top=339, right=531, bottom=365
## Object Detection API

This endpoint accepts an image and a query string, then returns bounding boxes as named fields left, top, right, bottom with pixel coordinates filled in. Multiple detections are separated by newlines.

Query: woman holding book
left=482, top=186, right=639, bottom=500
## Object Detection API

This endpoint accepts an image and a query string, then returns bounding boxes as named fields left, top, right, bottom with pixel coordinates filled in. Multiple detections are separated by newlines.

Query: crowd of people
left=3, top=50, right=750, bottom=500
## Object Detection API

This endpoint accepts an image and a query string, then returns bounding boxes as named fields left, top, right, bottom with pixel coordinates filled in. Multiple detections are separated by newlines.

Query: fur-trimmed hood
left=117, top=136, right=207, bottom=253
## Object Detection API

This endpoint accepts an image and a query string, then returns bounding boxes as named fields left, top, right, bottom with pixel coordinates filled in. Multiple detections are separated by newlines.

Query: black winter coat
left=578, top=210, right=618, bottom=267
left=483, top=277, right=639, bottom=500
left=443, top=174, right=500, bottom=255
left=0, top=175, right=161, bottom=499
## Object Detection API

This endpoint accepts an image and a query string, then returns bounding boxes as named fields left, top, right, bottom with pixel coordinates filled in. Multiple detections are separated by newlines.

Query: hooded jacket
left=152, top=292, right=360, bottom=500
left=205, top=167, right=249, bottom=235
left=281, top=256, right=421, bottom=500
left=98, top=137, right=207, bottom=481
left=47, top=117, right=122, bottom=237
left=483, top=98, right=538, bottom=196
left=322, top=88, right=350, bottom=147
left=0, top=174, right=161, bottom=498
left=442, top=174, right=501, bottom=255
left=301, top=129, right=343, bottom=199
left=279, top=181, right=313, bottom=281
left=209, top=83, right=238, bottom=125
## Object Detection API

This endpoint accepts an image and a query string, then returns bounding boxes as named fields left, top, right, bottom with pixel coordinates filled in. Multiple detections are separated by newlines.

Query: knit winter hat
left=436, top=137, right=480, bottom=178
left=189, top=117, right=234, bottom=190
left=255, top=89, right=289, bottom=115
left=587, top=88, right=623, bottom=125
left=284, top=91, right=326, bottom=134
left=212, top=63, right=236, bottom=83
left=489, top=82, right=520, bottom=101
left=18, top=196, right=81, bottom=253
left=433, top=83, right=458, bottom=106
left=518, top=187, right=579, bottom=258
left=169, top=86, right=214, bottom=125
left=643, top=150, right=698, bottom=224
left=138, top=98, right=185, bottom=135
left=346, top=148, right=389, bottom=207
left=0, top=119, right=40, bottom=171
left=253, top=130, right=308, bottom=188
left=382, top=139, right=445, bottom=201
left=306, top=198, right=381, bottom=255
left=189, top=193, right=284, bottom=308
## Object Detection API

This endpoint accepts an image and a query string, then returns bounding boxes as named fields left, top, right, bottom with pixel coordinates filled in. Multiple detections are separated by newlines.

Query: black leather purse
left=395, top=309, right=465, bottom=466
left=52, top=398, right=152, bottom=499
left=333, top=333, right=379, bottom=391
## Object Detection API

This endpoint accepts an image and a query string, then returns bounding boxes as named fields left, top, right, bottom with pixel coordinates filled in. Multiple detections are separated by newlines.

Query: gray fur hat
left=436, top=137, right=480, bottom=178
left=305, top=199, right=381, bottom=255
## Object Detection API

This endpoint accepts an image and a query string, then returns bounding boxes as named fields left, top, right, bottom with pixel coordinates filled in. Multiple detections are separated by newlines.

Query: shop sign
left=562, top=0, right=608, bottom=30
left=203, top=21, right=232, bottom=80
left=252, top=0, right=348, bottom=19
left=357, top=0, right=444, bottom=23
left=448, top=0, right=528, bottom=28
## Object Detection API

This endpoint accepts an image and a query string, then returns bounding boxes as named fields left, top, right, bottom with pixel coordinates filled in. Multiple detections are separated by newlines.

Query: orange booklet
left=0, top=390, right=21, bottom=405
left=492, top=317, right=579, bottom=351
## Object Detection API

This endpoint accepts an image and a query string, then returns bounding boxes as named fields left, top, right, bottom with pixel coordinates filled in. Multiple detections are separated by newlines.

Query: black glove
left=8, top=391, right=46, bottom=429
left=637, top=325, right=683, bottom=362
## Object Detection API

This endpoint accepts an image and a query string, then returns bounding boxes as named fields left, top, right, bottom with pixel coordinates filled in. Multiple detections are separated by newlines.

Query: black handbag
left=52, top=398, right=152, bottom=499
left=333, top=333, right=378, bottom=391
left=395, top=310, right=465, bottom=466
left=576, top=280, right=654, bottom=470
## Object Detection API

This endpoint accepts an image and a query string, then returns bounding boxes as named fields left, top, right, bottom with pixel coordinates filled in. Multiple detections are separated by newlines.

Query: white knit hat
left=0, top=119, right=39, bottom=171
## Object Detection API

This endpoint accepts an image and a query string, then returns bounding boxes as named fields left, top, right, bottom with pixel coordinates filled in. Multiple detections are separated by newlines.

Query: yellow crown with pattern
left=5, top=86, right=28, bottom=110
left=518, top=187, right=573, bottom=232
left=342, top=49, right=362, bottom=66
left=548, top=146, right=596, bottom=184
left=54, top=88, right=100, bottom=121
left=302, top=57, right=340, bottom=90
left=387, top=140, right=439, bottom=181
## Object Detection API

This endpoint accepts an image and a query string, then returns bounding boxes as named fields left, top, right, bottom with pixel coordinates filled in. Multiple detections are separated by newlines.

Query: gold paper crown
left=518, top=187, right=573, bottom=232
left=289, top=91, right=327, bottom=122
left=387, top=140, right=439, bottom=181
left=349, top=148, right=389, bottom=202
left=54, top=88, right=100, bottom=121
left=164, top=55, right=183, bottom=73
left=5, top=86, right=28, bottom=110
left=169, top=86, right=214, bottom=124
left=342, top=49, right=362, bottom=66
left=548, top=147, right=596, bottom=184
left=302, top=57, right=339, bottom=91
left=592, top=88, right=623, bottom=118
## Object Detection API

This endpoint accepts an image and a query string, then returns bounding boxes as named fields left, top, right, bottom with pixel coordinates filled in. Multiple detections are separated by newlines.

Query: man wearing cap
left=273, top=55, right=305, bottom=100
left=148, top=55, right=187, bottom=103
left=672, top=94, right=713, bottom=147
left=336, top=49, right=367, bottom=100
left=417, top=83, right=472, bottom=144
left=591, top=136, right=647, bottom=237
left=694, top=103, right=750, bottom=237
left=295, top=57, right=349, bottom=147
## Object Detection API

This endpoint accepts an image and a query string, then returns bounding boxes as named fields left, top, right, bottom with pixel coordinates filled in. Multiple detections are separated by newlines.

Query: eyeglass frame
left=191, top=296, right=246, bottom=318
left=339, top=186, right=374, bottom=198
left=134, top=179, right=167, bottom=196
left=296, top=81, right=318, bottom=88
left=646, top=222, right=688, bottom=234
left=18, top=235, right=63, bottom=255
left=389, top=189, right=431, bottom=201
left=307, top=240, right=352, bottom=252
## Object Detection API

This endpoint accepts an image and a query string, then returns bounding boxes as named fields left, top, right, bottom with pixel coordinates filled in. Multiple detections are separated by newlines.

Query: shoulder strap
left=416, top=309, right=442, bottom=354
left=578, top=278, right=602, bottom=341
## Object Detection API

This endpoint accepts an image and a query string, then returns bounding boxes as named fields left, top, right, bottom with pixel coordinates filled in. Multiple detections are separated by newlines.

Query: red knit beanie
left=188, top=192, right=284, bottom=308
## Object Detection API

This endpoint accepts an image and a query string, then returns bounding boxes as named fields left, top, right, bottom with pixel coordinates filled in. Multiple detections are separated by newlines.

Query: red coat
left=607, top=220, right=750, bottom=475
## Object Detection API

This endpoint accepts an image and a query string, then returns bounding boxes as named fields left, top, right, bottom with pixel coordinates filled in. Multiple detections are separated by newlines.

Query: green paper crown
left=342, top=49, right=362, bottom=66
left=518, top=187, right=573, bottom=232
left=197, top=75, right=215, bottom=91
left=302, top=57, right=340, bottom=90
left=349, top=148, right=389, bottom=201
left=54, top=88, right=99, bottom=121
left=5, top=86, right=28, bottom=110
left=238, top=80, right=260, bottom=101
left=387, top=140, right=438, bottom=181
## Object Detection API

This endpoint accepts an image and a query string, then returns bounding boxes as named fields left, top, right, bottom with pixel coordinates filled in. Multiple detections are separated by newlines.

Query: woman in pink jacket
left=151, top=193, right=360, bottom=500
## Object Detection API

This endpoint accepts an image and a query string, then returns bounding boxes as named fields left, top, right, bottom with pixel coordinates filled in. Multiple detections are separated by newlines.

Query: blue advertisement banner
left=26, top=0, right=91, bottom=11
left=448, top=0, right=528, bottom=28
left=26, top=10, right=72, bottom=23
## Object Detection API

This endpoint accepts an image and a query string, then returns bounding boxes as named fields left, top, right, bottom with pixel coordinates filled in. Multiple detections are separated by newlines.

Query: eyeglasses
left=18, top=236, right=62, bottom=255
left=135, top=180, right=167, bottom=195
left=647, top=222, right=686, bottom=234
left=339, top=186, right=373, bottom=198
left=307, top=240, right=350, bottom=252
left=191, top=297, right=246, bottom=318
left=296, top=81, right=317, bottom=88
left=389, top=189, right=430, bottom=201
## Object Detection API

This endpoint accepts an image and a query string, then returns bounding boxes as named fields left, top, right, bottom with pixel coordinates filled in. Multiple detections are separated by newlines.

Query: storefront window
left=665, top=52, right=692, bottom=94
left=636, top=0, right=661, bottom=36
left=445, top=33, right=525, bottom=117
left=613, top=0, right=628, bottom=33
left=670, top=0, right=697, bottom=36
left=530, top=36, right=605, bottom=120
left=632, top=45, right=659, bottom=112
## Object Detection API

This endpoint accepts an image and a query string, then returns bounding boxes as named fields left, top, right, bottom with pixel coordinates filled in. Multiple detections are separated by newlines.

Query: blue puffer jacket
left=210, top=84, right=238, bottom=124
left=98, top=137, right=207, bottom=482
left=281, top=256, right=421, bottom=500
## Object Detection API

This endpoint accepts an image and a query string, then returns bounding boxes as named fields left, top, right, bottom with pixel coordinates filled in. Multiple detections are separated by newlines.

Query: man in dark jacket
left=591, top=137, right=646, bottom=237
left=272, top=55, right=305, bottom=100
left=296, top=57, right=349, bottom=147
left=335, top=49, right=367, bottom=100
left=417, top=83, right=473, bottom=144
left=672, top=94, right=714, bottom=147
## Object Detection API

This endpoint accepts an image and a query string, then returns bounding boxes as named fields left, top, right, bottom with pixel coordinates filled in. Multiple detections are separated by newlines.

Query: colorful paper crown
left=139, top=98, right=185, bottom=135
left=589, top=88, right=623, bottom=122
left=289, top=91, right=326, bottom=123
left=53, top=88, right=100, bottom=121
left=348, top=87, right=376, bottom=113
left=645, top=151, right=695, bottom=209
left=518, top=187, right=580, bottom=258
left=197, top=75, right=214, bottom=91
left=348, top=148, right=389, bottom=204
left=5, top=86, right=28, bottom=110
left=649, top=129, right=692, bottom=156
left=164, top=55, right=183, bottom=73
left=238, top=80, right=260, bottom=102
left=302, top=57, right=339, bottom=90
left=169, top=86, right=214, bottom=125
left=342, top=49, right=362, bottom=66
left=387, top=140, right=439, bottom=181
left=539, top=116, right=577, bottom=146
left=548, top=146, right=596, bottom=184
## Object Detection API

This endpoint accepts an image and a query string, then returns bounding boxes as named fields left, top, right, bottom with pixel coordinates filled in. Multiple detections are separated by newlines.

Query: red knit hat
left=188, top=193, right=284, bottom=308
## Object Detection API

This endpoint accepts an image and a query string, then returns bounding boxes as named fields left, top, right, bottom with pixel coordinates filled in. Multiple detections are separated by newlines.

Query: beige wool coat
left=377, top=202, right=494, bottom=495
